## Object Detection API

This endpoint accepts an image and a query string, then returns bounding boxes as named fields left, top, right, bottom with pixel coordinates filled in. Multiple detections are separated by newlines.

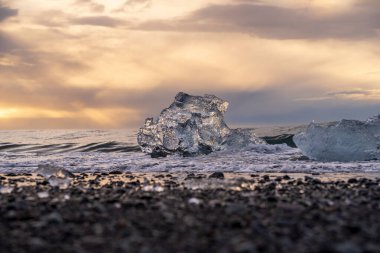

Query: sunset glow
left=1, top=0, right=379, bottom=128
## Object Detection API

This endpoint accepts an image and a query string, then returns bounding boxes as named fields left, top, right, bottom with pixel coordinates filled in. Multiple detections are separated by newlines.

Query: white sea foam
left=0, top=129, right=379, bottom=174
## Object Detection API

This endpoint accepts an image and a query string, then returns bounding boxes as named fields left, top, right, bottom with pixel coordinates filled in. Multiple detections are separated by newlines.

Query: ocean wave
left=1, top=143, right=379, bottom=174
left=0, top=133, right=294, bottom=155
left=0, top=142, right=141, bottom=154
left=0, top=129, right=379, bottom=174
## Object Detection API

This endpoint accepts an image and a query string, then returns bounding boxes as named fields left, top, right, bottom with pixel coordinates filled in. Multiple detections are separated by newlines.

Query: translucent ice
left=48, top=176, right=72, bottom=189
left=36, top=164, right=74, bottom=178
left=294, top=115, right=380, bottom=162
left=138, top=92, right=264, bottom=157
left=222, top=128, right=265, bottom=150
left=37, top=191, right=50, bottom=198
left=188, top=197, right=202, bottom=205
left=0, top=186, right=14, bottom=194
left=142, top=185, right=164, bottom=192
left=36, top=164, right=74, bottom=188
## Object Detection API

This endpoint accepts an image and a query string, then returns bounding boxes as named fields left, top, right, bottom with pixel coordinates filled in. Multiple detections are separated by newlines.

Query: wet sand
left=1, top=172, right=380, bottom=253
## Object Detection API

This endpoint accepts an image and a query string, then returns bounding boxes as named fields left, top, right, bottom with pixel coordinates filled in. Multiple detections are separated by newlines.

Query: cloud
left=125, top=0, right=151, bottom=6
left=0, top=2, right=17, bottom=22
left=0, top=83, right=100, bottom=110
left=0, top=81, right=177, bottom=116
left=32, top=10, right=125, bottom=28
left=221, top=88, right=380, bottom=125
left=327, top=89, right=380, bottom=99
left=0, top=80, right=180, bottom=128
left=113, top=0, right=151, bottom=12
left=364, top=70, right=380, bottom=76
left=2, top=79, right=379, bottom=128
left=1, top=0, right=379, bottom=129
left=0, top=42, right=95, bottom=112
left=135, top=1, right=380, bottom=40
left=0, top=5, right=23, bottom=60
left=73, top=0, right=105, bottom=13
left=70, top=15, right=125, bottom=27
left=296, top=88, right=380, bottom=102
left=328, top=90, right=372, bottom=96
left=0, top=32, right=21, bottom=53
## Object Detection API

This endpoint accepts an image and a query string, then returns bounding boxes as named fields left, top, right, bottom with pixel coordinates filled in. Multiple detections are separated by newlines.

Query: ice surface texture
left=138, top=92, right=264, bottom=157
left=294, top=115, right=380, bottom=162
left=36, top=164, right=74, bottom=189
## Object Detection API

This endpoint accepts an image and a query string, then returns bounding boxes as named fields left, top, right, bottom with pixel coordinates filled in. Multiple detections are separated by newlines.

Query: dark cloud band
left=70, top=15, right=124, bottom=27
left=73, top=0, right=105, bottom=13
left=0, top=3, right=17, bottom=22
left=136, top=1, right=380, bottom=40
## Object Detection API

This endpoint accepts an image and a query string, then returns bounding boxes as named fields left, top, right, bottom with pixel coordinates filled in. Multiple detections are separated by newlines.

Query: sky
left=0, top=0, right=379, bottom=129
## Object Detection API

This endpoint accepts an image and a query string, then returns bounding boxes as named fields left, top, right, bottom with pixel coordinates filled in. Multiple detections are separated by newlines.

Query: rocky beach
left=2, top=0, right=380, bottom=252
left=1, top=172, right=379, bottom=253
left=1, top=93, right=379, bottom=253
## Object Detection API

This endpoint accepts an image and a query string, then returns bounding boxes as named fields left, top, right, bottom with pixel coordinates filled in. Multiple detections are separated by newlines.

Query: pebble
left=209, top=172, right=225, bottom=179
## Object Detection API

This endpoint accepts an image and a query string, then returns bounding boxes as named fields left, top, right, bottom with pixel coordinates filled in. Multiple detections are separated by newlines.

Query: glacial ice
left=48, top=176, right=72, bottom=189
left=137, top=92, right=264, bottom=157
left=37, top=191, right=50, bottom=198
left=188, top=197, right=202, bottom=205
left=36, top=164, right=74, bottom=188
left=142, top=185, right=165, bottom=192
left=0, top=186, right=14, bottom=194
left=294, top=115, right=380, bottom=162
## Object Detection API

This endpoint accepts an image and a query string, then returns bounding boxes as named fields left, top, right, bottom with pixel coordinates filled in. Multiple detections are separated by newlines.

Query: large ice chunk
left=137, top=92, right=264, bottom=157
left=294, top=115, right=380, bottom=162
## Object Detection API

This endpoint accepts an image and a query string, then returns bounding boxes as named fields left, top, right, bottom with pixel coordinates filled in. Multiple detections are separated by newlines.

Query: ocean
left=1, top=127, right=380, bottom=174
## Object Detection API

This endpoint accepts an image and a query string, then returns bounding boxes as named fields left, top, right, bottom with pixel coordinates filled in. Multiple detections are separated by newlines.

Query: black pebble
left=209, top=172, right=225, bottom=179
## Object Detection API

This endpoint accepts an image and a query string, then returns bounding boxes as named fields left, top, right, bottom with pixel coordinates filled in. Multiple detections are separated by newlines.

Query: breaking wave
left=0, top=128, right=379, bottom=174
left=0, top=142, right=140, bottom=154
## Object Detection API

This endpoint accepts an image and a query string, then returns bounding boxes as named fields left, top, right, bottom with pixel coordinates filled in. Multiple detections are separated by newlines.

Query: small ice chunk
left=37, top=191, right=50, bottom=198
left=36, top=164, right=74, bottom=179
left=48, top=176, right=72, bottom=189
left=188, top=197, right=202, bottom=205
left=0, top=186, right=14, bottom=194
left=55, top=169, right=74, bottom=178
left=294, top=115, right=380, bottom=161
left=184, top=178, right=229, bottom=190
left=138, top=92, right=265, bottom=157
left=36, top=164, right=74, bottom=188
left=222, top=128, right=265, bottom=149
left=36, top=164, right=60, bottom=178
left=142, top=185, right=164, bottom=192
